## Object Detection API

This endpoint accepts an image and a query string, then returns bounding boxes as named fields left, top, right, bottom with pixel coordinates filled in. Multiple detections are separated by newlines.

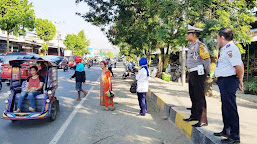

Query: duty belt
left=189, top=67, right=198, bottom=72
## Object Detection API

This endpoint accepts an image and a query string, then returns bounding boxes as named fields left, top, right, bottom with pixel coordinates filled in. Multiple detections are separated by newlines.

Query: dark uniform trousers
left=189, top=71, right=207, bottom=121
left=217, top=76, right=240, bottom=140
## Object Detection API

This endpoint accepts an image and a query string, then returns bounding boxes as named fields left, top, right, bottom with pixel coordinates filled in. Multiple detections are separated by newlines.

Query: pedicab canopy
left=8, top=55, right=62, bottom=67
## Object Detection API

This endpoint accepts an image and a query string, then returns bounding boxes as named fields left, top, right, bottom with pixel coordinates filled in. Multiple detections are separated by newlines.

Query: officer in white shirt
left=214, top=28, right=244, bottom=143
left=136, top=57, right=149, bottom=116
left=183, top=25, right=210, bottom=128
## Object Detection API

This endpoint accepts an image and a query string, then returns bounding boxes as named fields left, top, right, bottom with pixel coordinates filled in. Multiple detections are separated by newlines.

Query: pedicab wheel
left=0, top=82, right=2, bottom=91
left=49, top=101, right=58, bottom=122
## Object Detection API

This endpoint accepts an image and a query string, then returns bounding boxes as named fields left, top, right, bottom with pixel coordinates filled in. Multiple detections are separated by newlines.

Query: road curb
left=147, top=89, right=216, bottom=144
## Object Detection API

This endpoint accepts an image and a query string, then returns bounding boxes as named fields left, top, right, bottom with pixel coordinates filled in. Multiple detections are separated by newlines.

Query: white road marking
left=49, top=77, right=100, bottom=144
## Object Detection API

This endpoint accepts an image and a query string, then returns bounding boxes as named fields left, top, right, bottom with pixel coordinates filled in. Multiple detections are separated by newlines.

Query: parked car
left=1, top=52, right=40, bottom=83
left=0, top=53, right=4, bottom=73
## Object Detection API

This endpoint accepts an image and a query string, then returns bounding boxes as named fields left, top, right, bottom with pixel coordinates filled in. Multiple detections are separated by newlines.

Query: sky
left=29, top=0, right=118, bottom=53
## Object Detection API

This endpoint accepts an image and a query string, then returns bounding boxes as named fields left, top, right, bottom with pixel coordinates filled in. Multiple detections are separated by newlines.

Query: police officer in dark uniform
left=183, top=25, right=210, bottom=127
left=214, top=28, right=243, bottom=143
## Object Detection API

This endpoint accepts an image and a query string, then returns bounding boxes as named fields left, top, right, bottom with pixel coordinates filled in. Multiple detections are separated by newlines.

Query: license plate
left=12, top=68, right=19, bottom=72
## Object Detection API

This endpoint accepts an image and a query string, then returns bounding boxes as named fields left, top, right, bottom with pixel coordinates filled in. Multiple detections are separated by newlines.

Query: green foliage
left=107, top=52, right=114, bottom=58
left=41, top=42, right=49, bottom=51
left=187, top=0, right=256, bottom=53
left=77, top=0, right=257, bottom=59
left=35, top=18, right=56, bottom=42
left=0, top=0, right=35, bottom=51
left=64, top=30, right=90, bottom=56
left=244, top=76, right=257, bottom=93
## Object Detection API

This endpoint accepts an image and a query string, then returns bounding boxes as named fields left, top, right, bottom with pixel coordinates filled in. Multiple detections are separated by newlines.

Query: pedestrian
left=214, top=28, right=243, bottom=143
left=183, top=25, right=210, bottom=127
left=107, top=59, right=114, bottom=77
left=70, top=56, right=88, bottom=101
left=136, top=57, right=149, bottom=116
left=100, top=61, right=115, bottom=111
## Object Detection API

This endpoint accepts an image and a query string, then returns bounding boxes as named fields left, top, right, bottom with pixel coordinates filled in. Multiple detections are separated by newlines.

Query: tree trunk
left=7, top=32, right=10, bottom=52
left=158, top=48, right=164, bottom=73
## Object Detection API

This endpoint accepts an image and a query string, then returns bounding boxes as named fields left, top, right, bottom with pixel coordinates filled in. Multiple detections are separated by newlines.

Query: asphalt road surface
left=0, top=64, right=191, bottom=144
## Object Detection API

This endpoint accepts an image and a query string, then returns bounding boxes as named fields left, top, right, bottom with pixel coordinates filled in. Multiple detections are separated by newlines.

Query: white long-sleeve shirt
left=136, top=68, right=149, bottom=93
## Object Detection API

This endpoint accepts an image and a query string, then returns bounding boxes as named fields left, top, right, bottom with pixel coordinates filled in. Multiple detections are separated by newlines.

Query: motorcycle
left=122, top=62, right=138, bottom=79
left=63, top=65, right=69, bottom=72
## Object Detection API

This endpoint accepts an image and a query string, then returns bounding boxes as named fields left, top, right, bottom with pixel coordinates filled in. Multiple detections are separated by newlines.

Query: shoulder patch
left=199, top=44, right=210, bottom=60
left=227, top=51, right=232, bottom=58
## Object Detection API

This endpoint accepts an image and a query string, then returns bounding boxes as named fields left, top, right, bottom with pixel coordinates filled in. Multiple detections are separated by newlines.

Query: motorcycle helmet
left=75, top=56, right=82, bottom=63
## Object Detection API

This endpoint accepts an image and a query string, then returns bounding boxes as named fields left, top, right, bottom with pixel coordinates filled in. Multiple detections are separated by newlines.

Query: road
left=0, top=63, right=191, bottom=144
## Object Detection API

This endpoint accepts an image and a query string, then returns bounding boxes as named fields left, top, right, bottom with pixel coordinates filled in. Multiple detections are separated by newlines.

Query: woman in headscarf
left=100, top=61, right=115, bottom=111
left=136, top=57, right=149, bottom=116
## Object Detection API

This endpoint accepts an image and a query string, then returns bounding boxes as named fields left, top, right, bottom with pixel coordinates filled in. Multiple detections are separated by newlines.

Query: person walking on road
left=100, top=61, right=115, bottom=111
left=136, top=58, right=149, bottom=116
left=70, top=56, right=88, bottom=101
left=214, top=28, right=243, bottom=144
left=183, top=25, right=210, bottom=127
left=107, top=59, right=114, bottom=77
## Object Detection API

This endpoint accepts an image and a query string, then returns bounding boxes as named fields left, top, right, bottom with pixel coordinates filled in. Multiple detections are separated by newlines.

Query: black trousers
left=217, top=76, right=240, bottom=140
left=108, top=67, right=114, bottom=76
left=188, top=71, right=207, bottom=120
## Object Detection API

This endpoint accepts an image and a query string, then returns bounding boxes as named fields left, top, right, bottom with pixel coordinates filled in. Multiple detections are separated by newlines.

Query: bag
left=130, top=80, right=137, bottom=93
left=106, top=91, right=115, bottom=98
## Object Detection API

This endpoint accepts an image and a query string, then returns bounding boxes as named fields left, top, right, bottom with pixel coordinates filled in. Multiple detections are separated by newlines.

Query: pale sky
left=29, top=0, right=118, bottom=52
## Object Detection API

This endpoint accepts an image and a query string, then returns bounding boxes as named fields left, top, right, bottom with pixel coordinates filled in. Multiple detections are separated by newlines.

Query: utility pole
left=58, top=33, right=60, bottom=56
left=54, top=21, right=64, bottom=56
left=181, top=46, right=186, bottom=86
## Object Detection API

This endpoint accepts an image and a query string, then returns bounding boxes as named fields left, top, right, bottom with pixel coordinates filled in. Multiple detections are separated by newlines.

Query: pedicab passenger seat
left=14, top=81, right=46, bottom=112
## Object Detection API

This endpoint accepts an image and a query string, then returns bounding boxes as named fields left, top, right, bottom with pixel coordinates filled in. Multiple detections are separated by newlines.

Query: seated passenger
left=15, top=66, right=44, bottom=112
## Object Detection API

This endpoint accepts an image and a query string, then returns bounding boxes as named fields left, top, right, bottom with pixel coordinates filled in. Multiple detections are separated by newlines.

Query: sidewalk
left=148, top=77, right=257, bottom=144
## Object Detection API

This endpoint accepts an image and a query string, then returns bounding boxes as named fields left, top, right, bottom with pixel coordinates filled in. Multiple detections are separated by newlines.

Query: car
left=1, top=52, right=40, bottom=83
left=3, top=59, right=59, bottom=121
left=0, top=53, right=4, bottom=73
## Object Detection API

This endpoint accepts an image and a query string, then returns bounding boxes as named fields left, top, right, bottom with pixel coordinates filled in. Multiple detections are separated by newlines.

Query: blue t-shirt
left=76, top=63, right=85, bottom=72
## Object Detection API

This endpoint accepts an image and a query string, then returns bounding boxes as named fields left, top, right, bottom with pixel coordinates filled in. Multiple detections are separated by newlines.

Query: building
left=0, top=29, right=65, bottom=56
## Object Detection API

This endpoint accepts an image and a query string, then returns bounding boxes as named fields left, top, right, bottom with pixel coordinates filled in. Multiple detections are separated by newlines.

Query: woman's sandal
left=103, top=108, right=109, bottom=111
left=110, top=107, right=116, bottom=111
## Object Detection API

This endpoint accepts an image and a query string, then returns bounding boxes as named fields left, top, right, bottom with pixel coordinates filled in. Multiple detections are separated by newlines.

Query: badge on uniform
left=227, top=51, right=232, bottom=58
left=191, top=46, right=195, bottom=50
left=199, top=45, right=210, bottom=59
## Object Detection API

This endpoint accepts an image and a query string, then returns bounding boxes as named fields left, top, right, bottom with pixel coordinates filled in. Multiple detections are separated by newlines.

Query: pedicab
left=2, top=58, right=59, bottom=122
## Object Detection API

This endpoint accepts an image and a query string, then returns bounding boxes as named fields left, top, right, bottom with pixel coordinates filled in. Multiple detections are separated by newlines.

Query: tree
left=76, top=0, right=185, bottom=72
left=64, top=30, right=90, bottom=56
left=35, top=18, right=56, bottom=55
left=184, top=0, right=257, bottom=96
left=0, top=0, right=35, bottom=52
left=107, top=52, right=114, bottom=58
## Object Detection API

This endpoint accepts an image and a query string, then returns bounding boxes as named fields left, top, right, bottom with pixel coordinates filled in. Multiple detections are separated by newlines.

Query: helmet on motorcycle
left=75, top=56, right=82, bottom=63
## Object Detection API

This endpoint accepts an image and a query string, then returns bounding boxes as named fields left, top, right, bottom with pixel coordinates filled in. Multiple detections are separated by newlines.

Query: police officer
left=214, top=28, right=243, bottom=143
left=183, top=25, right=210, bottom=127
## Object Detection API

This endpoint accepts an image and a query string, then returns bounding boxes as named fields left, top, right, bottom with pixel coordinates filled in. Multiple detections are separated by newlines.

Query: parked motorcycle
left=122, top=62, right=138, bottom=79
